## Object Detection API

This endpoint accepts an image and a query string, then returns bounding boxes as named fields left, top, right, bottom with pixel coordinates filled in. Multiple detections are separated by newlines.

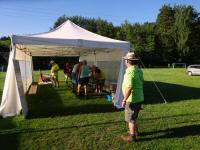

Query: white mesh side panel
left=79, top=49, right=123, bottom=83
left=15, top=48, right=33, bottom=93
left=18, top=60, right=33, bottom=93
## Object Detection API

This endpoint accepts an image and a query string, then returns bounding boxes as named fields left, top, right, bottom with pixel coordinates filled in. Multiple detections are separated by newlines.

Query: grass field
left=0, top=69, right=200, bottom=150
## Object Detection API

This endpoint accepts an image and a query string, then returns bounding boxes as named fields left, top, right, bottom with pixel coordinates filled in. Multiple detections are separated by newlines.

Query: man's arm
left=122, top=86, right=132, bottom=107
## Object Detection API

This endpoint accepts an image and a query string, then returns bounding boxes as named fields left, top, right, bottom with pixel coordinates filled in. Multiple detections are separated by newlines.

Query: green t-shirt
left=80, top=65, right=90, bottom=78
left=122, top=66, right=144, bottom=103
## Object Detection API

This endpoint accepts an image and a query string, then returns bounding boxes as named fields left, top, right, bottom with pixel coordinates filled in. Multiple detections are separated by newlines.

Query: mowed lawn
left=0, top=68, right=200, bottom=150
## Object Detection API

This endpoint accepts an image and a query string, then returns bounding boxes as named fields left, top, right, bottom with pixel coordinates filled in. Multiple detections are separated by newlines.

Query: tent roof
left=31, top=20, right=126, bottom=43
left=12, top=20, right=130, bottom=56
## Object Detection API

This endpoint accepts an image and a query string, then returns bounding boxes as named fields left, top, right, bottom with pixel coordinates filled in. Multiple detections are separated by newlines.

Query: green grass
left=0, top=68, right=200, bottom=150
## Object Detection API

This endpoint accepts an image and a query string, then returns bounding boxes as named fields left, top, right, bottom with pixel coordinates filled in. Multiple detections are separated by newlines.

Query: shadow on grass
left=140, top=124, right=200, bottom=141
left=0, top=120, right=124, bottom=135
left=0, top=120, right=123, bottom=150
left=0, top=118, right=19, bottom=149
left=144, top=81, right=200, bottom=104
left=26, top=83, right=118, bottom=119
left=0, top=133, right=19, bottom=149
left=140, top=112, right=200, bottom=122
left=139, top=113, right=200, bottom=141
left=27, top=103, right=118, bottom=119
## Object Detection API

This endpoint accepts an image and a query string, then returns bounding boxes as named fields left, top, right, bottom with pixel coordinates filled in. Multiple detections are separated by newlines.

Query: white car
left=187, top=65, right=200, bottom=76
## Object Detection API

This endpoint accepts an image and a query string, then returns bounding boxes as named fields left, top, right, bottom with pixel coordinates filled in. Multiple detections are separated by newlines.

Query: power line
left=0, top=5, right=127, bottom=25
left=0, top=8, right=61, bottom=19
left=0, top=6, right=63, bottom=17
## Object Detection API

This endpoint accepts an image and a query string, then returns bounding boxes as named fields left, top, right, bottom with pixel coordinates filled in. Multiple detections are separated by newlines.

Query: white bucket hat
left=123, top=52, right=139, bottom=60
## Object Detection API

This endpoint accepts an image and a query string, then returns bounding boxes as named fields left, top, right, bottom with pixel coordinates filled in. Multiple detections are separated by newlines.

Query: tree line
left=53, top=5, right=200, bottom=66
left=1, top=4, right=200, bottom=66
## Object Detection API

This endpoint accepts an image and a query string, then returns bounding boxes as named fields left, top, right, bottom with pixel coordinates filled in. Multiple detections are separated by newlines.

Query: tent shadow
left=0, top=118, right=19, bottom=149
left=140, top=124, right=200, bottom=142
left=144, top=81, right=200, bottom=104
left=0, top=133, right=19, bottom=149
left=27, top=103, right=118, bottom=119
left=140, top=112, right=200, bottom=122
left=1, top=120, right=124, bottom=135
left=26, top=84, right=118, bottom=119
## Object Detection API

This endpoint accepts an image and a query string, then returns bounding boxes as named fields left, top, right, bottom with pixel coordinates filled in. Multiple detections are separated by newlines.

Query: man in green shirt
left=121, top=52, right=144, bottom=142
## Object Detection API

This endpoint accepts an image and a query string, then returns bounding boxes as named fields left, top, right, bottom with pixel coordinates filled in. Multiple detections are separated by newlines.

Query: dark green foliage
left=173, top=5, right=200, bottom=63
left=0, top=37, right=10, bottom=52
left=174, top=6, right=190, bottom=56
left=0, top=37, right=10, bottom=66
left=156, top=5, right=176, bottom=63
left=155, top=4, right=200, bottom=64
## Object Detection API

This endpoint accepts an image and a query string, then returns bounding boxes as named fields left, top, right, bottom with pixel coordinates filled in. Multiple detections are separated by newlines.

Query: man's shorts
left=51, top=75, right=58, bottom=81
left=125, top=102, right=142, bottom=122
left=78, top=77, right=90, bottom=85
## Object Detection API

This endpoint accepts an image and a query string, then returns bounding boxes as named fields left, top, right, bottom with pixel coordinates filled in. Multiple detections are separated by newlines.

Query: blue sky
left=0, top=0, right=200, bottom=37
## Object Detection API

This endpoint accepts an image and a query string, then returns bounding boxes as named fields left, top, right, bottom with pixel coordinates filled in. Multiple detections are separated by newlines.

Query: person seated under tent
left=38, top=72, right=52, bottom=85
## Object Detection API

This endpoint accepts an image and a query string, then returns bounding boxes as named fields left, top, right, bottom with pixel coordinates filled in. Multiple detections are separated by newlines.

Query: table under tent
left=0, top=20, right=130, bottom=118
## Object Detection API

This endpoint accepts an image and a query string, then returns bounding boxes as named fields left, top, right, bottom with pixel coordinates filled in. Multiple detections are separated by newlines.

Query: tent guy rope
left=129, top=47, right=167, bottom=104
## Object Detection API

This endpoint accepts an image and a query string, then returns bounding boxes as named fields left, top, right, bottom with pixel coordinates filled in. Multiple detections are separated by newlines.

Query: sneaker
left=121, top=134, right=139, bottom=143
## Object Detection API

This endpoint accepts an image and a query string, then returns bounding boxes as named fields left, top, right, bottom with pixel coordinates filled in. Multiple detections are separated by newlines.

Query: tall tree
left=96, top=18, right=115, bottom=38
left=156, top=4, right=176, bottom=63
left=173, top=5, right=200, bottom=62
left=189, top=20, right=200, bottom=63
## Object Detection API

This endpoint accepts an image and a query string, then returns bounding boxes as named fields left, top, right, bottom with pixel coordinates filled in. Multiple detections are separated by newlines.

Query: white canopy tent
left=0, top=20, right=130, bottom=118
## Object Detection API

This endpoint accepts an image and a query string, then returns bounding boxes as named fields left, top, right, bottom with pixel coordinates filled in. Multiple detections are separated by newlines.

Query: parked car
left=187, top=65, right=200, bottom=76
